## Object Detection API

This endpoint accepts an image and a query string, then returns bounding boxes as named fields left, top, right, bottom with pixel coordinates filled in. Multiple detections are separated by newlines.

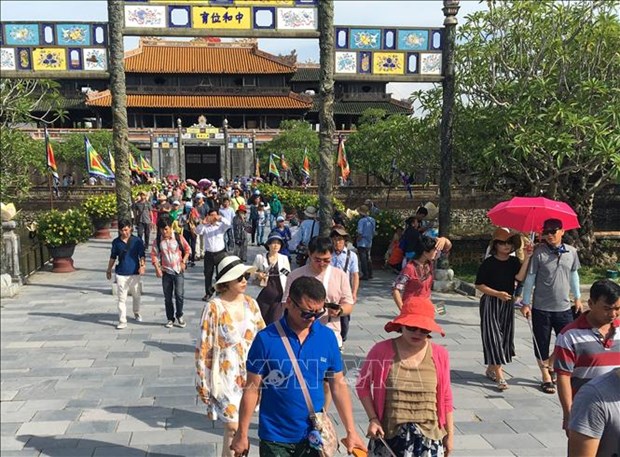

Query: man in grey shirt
left=132, top=191, right=153, bottom=249
left=521, top=218, right=582, bottom=394
left=568, top=368, right=620, bottom=457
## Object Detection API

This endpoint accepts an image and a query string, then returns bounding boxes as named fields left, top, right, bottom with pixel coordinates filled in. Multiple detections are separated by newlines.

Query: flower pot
left=48, top=243, right=77, bottom=273
left=93, top=218, right=112, bottom=239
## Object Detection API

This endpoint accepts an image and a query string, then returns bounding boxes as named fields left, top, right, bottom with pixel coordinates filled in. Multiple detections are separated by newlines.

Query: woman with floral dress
left=195, top=255, right=265, bottom=457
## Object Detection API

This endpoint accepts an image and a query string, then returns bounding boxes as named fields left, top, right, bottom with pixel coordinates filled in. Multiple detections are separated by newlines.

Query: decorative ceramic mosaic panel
left=123, top=1, right=318, bottom=36
left=0, top=21, right=109, bottom=76
left=334, top=25, right=443, bottom=80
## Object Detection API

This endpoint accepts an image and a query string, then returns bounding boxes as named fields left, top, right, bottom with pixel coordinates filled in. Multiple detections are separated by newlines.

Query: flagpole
left=44, top=126, right=53, bottom=210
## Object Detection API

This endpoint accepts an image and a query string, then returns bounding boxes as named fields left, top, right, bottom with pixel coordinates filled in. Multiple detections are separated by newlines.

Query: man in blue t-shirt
left=356, top=205, right=376, bottom=280
left=106, top=220, right=146, bottom=330
left=231, top=277, right=366, bottom=457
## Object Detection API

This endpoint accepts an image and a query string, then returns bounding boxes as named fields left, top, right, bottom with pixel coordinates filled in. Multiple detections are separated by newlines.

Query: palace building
left=33, top=38, right=412, bottom=179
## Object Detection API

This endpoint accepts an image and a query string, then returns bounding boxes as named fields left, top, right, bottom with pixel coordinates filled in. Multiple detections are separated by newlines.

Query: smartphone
left=325, top=302, right=341, bottom=310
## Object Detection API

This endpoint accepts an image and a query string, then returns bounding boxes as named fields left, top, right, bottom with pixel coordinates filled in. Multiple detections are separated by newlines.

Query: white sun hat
left=214, top=256, right=256, bottom=285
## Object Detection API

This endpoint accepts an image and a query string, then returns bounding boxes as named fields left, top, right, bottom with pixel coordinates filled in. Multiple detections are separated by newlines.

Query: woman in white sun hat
left=195, top=255, right=265, bottom=457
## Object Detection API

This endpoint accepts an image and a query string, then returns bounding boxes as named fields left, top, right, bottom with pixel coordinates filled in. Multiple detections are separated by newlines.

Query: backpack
left=156, top=231, right=187, bottom=258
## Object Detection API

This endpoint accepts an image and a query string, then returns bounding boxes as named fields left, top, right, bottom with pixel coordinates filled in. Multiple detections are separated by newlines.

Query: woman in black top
left=475, top=228, right=531, bottom=391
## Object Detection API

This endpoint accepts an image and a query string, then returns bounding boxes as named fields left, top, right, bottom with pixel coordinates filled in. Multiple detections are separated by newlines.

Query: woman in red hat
left=356, top=297, right=454, bottom=457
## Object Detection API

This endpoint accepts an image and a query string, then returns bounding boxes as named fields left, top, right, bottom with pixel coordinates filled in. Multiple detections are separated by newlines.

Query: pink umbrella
left=186, top=178, right=198, bottom=186
left=487, top=197, right=580, bottom=233
left=198, top=178, right=210, bottom=189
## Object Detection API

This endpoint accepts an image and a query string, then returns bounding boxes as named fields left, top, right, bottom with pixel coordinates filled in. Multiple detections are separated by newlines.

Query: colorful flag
left=128, top=153, right=140, bottom=172
left=301, top=148, right=310, bottom=178
left=268, top=154, right=280, bottom=177
left=280, top=153, right=290, bottom=171
left=139, top=154, right=154, bottom=173
left=85, top=136, right=114, bottom=179
left=107, top=146, right=115, bottom=173
left=45, top=126, right=59, bottom=179
left=336, top=136, right=350, bottom=180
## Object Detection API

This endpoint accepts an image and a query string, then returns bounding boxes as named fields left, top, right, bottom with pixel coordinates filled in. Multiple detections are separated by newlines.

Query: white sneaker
left=164, top=320, right=174, bottom=328
left=134, top=313, right=142, bottom=322
left=176, top=317, right=186, bottom=328
left=116, top=322, right=127, bottom=330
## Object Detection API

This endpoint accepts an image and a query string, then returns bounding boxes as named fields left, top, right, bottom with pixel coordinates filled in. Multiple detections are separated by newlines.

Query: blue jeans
left=257, top=225, right=266, bottom=245
left=162, top=271, right=184, bottom=322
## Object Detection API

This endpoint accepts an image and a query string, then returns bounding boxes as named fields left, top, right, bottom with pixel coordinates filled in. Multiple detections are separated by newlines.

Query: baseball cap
left=276, top=216, right=285, bottom=222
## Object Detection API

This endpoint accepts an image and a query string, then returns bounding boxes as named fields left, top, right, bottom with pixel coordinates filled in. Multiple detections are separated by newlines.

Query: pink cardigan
left=355, top=339, right=453, bottom=429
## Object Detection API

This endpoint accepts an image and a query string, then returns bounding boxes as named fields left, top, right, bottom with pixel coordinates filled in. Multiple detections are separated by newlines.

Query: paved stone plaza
left=1, top=238, right=569, bottom=456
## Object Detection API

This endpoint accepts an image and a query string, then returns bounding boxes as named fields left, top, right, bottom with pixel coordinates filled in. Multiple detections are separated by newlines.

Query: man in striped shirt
left=554, top=279, right=620, bottom=434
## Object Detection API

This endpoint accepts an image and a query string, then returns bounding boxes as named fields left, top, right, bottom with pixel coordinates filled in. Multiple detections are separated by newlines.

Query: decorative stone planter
left=93, top=219, right=112, bottom=239
left=48, top=243, right=77, bottom=273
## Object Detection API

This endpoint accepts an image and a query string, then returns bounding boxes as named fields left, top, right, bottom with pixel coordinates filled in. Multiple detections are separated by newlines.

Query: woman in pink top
left=356, top=296, right=454, bottom=457
left=391, top=236, right=452, bottom=311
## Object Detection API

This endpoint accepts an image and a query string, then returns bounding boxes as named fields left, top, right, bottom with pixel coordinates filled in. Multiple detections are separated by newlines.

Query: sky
left=1, top=0, right=487, bottom=100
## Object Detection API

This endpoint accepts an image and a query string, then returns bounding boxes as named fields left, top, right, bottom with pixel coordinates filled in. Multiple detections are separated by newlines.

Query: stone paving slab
left=1, top=237, right=571, bottom=456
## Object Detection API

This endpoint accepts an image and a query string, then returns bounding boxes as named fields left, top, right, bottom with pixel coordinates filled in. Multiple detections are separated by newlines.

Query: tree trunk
left=317, top=0, right=335, bottom=236
left=108, top=0, right=132, bottom=222
left=439, top=3, right=458, bottom=237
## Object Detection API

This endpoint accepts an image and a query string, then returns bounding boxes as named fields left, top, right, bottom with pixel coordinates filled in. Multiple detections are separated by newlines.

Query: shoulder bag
left=274, top=321, right=338, bottom=457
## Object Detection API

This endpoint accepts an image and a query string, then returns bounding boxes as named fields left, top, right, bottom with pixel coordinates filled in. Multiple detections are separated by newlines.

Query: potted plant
left=82, top=194, right=117, bottom=239
left=37, top=209, right=92, bottom=272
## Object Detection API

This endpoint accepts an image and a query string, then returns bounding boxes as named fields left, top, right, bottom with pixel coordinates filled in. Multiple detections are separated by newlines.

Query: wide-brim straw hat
left=214, top=256, right=256, bottom=285
left=304, top=206, right=317, bottom=217
left=423, top=202, right=439, bottom=220
left=384, top=297, right=445, bottom=336
left=357, top=205, right=369, bottom=216
left=490, top=227, right=523, bottom=252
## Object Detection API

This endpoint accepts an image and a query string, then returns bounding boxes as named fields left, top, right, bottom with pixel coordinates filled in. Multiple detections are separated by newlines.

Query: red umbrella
left=487, top=197, right=580, bottom=233
left=166, top=174, right=179, bottom=181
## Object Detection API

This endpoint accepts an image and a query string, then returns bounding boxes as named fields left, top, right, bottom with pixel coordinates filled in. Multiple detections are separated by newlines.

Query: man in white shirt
left=195, top=207, right=231, bottom=301
left=219, top=197, right=236, bottom=252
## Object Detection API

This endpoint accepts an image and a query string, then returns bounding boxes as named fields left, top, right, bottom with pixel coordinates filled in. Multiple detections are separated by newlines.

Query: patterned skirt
left=368, top=423, right=444, bottom=457
left=479, top=294, right=515, bottom=365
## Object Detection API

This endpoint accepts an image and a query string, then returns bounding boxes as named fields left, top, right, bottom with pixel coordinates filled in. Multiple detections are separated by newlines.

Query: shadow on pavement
left=18, top=435, right=181, bottom=457
left=29, top=311, right=116, bottom=327
left=26, top=283, right=111, bottom=295
left=144, top=341, right=195, bottom=354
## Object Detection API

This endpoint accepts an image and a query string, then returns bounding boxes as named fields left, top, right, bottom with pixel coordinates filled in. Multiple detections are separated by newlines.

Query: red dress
left=392, top=260, right=433, bottom=299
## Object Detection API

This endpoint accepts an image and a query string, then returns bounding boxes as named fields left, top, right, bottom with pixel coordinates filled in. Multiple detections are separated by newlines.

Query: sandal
left=497, top=379, right=508, bottom=391
left=540, top=382, right=556, bottom=394
left=485, top=369, right=497, bottom=382
left=548, top=369, right=557, bottom=385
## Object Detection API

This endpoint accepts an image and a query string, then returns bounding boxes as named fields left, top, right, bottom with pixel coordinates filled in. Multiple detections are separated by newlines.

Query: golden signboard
left=191, top=6, right=252, bottom=29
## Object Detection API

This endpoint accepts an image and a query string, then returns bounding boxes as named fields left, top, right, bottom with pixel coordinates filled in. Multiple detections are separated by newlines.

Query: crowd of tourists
left=105, top=176, right=619, bottom=457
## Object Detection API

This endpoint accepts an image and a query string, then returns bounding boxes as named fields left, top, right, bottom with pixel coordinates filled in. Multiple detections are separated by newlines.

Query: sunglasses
left=236, top=272, right=251, bottom=282
left=403, top=326, right=431, bottom=335
left=542, top=228, right=560, bottom=235
left=291, top=298, right=326, bottom=320
left=495, top=240, right=513, bottom=246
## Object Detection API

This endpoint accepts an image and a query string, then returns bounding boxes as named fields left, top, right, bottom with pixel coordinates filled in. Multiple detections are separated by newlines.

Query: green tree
left=0, top=79, right=65, bottom=201
left=412, top=1, right=620, bottom=264
left=346, top=109, right=438, bottom=185
left=258, top=120, right=319, bottom=180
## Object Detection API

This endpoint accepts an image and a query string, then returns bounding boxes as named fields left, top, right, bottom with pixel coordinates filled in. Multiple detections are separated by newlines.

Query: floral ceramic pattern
left=277, top=8, right=316, bottom=30
left=398, top=30, right=428, bottom=51
left=373, top=52, right=405, bottom=75
left=0, top=48, right=16, bottom=70
left=125, top=5, right=166, bottom=28
left=83, top=48, right=107, bottom=71
left=5, top=24, right=39, bottom=46
left=32, top=48, right=66, bottom=71
left=335, top=51, right=357, bottom=73
left=420, top=53, right=442, bottom=75
left=57, top=24, right=90, bottom=46
left=350, top=28, right=381, bottom=50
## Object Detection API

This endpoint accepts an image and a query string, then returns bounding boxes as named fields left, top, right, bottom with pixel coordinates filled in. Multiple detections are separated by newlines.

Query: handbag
left=274, top=321, right=339, bottom=457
